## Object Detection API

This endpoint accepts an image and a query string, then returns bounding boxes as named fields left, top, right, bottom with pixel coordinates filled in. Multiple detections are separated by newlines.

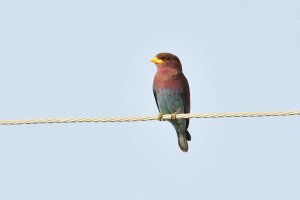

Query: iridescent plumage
left=151, top=53, right=191, bottom=152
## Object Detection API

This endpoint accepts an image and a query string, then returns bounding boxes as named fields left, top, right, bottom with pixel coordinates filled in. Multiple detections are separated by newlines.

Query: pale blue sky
left=0, top=0, right=300, bottom=199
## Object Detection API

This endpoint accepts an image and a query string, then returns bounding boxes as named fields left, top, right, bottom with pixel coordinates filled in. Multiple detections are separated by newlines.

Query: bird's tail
left=178, top=131, right=189, bottom=152
left=186, top=130, right=191, bottom=141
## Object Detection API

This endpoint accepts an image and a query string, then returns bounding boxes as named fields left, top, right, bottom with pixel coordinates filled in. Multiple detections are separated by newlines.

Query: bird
left=151, top=53, right=191, bottom=152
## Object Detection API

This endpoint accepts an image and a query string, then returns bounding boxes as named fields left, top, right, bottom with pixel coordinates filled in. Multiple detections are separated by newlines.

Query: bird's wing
left=182, top=74, right=190, bottom=128
left=153, top=89, right=160, bottom=112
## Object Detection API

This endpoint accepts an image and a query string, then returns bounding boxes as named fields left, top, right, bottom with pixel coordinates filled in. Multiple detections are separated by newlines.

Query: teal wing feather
left=153, top=89, right=160, bottom=112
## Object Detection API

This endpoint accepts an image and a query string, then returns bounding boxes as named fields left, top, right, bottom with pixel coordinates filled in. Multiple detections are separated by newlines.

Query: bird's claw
left=171, top=112, right=177, bottom=120
left=158, top=112, right=164, bottom=121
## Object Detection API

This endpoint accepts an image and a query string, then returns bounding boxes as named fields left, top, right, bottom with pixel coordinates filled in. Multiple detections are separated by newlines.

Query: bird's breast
left=153, top=72, right=183, bottom=91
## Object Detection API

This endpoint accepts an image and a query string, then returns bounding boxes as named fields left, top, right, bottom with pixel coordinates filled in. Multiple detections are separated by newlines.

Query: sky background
left=0, top=0, right=300, bottom=199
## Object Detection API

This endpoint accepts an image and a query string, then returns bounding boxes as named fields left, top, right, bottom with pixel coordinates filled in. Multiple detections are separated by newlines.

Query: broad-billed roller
left=151, top=53, right=191, bottom=152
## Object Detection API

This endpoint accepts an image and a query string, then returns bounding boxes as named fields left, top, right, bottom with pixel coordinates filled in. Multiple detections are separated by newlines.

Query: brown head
left=150, top=52, right=182, bottom=72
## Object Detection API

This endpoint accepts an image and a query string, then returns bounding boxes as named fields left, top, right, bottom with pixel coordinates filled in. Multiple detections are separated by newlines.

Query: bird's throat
left=157, top=66, right=180, bottom=75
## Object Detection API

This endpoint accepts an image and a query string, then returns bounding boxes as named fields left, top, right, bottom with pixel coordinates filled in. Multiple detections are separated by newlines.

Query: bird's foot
left=157, top=112, right=164, bottom=121
left=171, top=112, right=177, bottom=120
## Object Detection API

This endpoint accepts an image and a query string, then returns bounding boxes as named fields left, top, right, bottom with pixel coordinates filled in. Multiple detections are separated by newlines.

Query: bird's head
left=150, top=53, right=182, bottom=72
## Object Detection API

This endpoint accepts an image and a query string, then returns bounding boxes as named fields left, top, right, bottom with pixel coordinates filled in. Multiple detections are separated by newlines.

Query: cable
left=0, top=110, right=299, bottom=125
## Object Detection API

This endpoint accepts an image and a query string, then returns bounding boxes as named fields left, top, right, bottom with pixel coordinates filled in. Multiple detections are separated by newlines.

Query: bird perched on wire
left=151, top=53, right=191, bottom=152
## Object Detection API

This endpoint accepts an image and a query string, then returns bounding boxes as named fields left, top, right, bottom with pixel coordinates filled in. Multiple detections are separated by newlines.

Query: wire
left=0, top=110, right=299, bottom=125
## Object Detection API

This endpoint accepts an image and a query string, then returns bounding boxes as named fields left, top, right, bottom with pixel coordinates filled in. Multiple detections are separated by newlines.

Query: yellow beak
left=150, top=57, right=164, bottom=64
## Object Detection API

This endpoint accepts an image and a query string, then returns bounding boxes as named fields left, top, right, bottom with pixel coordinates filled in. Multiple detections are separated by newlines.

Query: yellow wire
left=0, top=110, right=299, bottom=125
